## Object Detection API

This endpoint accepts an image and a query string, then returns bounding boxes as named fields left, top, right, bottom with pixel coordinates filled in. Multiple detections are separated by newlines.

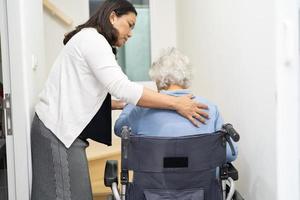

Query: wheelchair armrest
left=104, top=160, right=118, bottom=187
left=227, top=163, right=239, bottom=181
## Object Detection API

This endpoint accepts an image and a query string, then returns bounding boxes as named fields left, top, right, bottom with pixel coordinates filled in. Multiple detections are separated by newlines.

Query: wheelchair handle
left=121, top=126, right=131, bottom=160
left=120, top=126, right=130, bottom=188
left=222, top=123, right=240, bottom=142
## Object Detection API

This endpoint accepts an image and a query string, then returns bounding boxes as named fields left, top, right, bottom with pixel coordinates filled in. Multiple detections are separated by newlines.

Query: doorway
left=0, top=0, right=16, bottom=199
left=0, top=38, right=7, bottom=200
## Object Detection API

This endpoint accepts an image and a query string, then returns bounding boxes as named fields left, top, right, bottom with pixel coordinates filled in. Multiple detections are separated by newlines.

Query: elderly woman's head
left=149, top=48, right=192, bottom=91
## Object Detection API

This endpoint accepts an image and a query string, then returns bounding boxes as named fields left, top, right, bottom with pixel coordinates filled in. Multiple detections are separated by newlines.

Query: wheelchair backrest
left=122, top=132, right=227, bottom=173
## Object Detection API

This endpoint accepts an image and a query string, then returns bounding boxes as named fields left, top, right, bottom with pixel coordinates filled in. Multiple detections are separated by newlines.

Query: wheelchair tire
left=226, top=185, right=245, bottom=200
left=233, top=191, right=245, bottom=200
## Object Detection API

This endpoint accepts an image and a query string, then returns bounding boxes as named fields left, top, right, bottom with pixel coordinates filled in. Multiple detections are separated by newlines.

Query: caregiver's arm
left=114, top=104, right=136, bottom=136
left=137, top=88, right=209, bottom=127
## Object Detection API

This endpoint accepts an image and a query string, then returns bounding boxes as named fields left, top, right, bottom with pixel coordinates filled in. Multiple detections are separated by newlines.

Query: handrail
left=43, top=0, right=73, bottom=26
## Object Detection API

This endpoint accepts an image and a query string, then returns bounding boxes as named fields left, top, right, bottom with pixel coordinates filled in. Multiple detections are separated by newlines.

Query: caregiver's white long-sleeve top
left=35, top=28, right=143, bottom=148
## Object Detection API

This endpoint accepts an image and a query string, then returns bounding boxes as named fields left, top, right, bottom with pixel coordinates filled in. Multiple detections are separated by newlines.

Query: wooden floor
left=93, top=194, right=111, bottom=200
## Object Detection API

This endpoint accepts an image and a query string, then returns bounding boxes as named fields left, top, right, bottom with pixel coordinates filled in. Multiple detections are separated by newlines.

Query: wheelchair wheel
left=233, top=191, right=245, bottom=200
left=226, top=185, right=245, bottom=200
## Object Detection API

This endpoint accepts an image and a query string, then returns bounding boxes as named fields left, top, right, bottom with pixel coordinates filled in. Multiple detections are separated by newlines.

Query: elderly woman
left=114, top=48, right=237, bottom=162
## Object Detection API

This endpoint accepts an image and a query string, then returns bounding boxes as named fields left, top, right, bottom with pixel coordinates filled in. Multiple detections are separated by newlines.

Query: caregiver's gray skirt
left=31, top=114, right=93, bottom=200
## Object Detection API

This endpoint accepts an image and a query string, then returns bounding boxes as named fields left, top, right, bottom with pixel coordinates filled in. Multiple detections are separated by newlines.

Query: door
left=0, top=0, right=16, bottom=199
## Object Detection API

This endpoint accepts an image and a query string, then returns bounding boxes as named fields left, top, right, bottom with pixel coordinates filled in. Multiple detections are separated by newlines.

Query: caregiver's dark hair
left=63, top=0, right=137, bottom=46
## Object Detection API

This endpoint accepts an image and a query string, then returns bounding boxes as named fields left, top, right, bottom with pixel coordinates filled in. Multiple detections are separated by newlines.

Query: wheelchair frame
left=104, top=124, right=244, bottom=200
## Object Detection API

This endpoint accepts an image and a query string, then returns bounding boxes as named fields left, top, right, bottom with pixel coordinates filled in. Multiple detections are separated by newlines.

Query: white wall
left=176, top=0, right=299, bottom=199
left=43, top=0, right=89, bottom=73
left=275, top=0, right=299, bottom=198
left=149, top=0, right=177, bottom=61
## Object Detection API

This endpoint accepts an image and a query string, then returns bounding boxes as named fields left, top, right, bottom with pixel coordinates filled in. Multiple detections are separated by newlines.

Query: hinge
left=3, top=93, right=12, bottom=135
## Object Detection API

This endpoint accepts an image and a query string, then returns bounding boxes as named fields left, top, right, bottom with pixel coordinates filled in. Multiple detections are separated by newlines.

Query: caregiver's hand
left=174, top=94, right=209, bottom=127
left=111, top=100, right=126, bottom=110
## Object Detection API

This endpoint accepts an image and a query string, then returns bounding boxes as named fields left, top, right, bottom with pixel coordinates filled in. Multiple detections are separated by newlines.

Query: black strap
left=79, top=94, right=112, bottom=146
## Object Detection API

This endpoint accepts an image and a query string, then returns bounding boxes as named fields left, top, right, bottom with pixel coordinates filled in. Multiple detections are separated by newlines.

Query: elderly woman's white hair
left=149, top=47, right=192, bottom=90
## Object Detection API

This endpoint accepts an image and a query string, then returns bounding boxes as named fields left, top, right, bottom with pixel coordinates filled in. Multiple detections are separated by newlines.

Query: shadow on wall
left=238, top=154, right=275, bottom=200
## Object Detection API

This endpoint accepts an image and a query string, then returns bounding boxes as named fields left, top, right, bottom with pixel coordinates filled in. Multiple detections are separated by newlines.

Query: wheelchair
left=104, top=124, right=244, bottom=200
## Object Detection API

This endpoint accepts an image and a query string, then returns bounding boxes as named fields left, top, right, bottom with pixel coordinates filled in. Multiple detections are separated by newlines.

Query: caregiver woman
left=30, top=0, right=208, bottom=199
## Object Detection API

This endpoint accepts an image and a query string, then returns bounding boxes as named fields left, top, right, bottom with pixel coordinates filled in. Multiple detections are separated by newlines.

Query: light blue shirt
left=114, top=89, right=238, bottom=162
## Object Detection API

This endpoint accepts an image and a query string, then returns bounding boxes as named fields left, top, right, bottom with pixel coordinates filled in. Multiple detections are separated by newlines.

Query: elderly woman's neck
left=164, top=85, right=185, bottom=91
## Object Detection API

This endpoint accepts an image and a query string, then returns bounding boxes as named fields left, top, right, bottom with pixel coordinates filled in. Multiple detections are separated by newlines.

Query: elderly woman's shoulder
left=193, top=95, right=219, bottom=112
